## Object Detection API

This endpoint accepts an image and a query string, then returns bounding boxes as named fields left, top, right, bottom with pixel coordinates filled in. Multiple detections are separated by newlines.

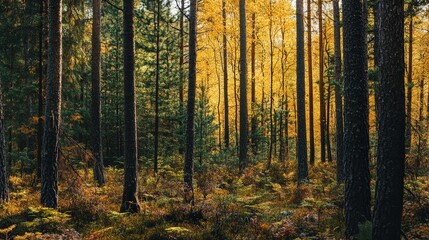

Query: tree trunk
left=233, top=44, right=239, bottom=151
left=318, top=0, right=326, bottom=163
left=37, top=0, right=46, bottom=180
left=268, top=0, right=274, bottom=169
left=333, top=0, right=344, bottom=183
left=0, top=83, right=8, bottom=203
left=178, top=0, right=185, bottom=155
left=91, top=0, right=105, bottom=186
left=280, top=27, right=288, bottom=162
left=326, top=82, right=333, bottom=163
left=121, top=0, right=141, bottom=213
left=222, top=0, right=230, bottom=150
left=343, top=0, right=371, bottom=236
left=307, top=0, right=315, bottom=165
left=41, top=0, right=62, bottom=209
left=184, top=0, right=197, bottom=204
left=373, top=0, right=405, bottom=238
left=239, top=0, right=248, bottom=172
left=296, top=0, right=308, bottom=183
left=405, top=10, right=413, bottom=154
left=250, top=1, right=257, bottom=155
left=154, top=0, right=161, bottom=173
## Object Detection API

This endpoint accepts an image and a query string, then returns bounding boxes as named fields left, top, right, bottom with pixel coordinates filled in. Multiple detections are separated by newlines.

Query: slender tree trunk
left=184, top=0, right=197, bottom=204
left=239, top=0, right=248, bottom=171
left=343, top=0, right=371, bottom=236
left=307, top=0, right=315, bottom=165
left=251, top=1, right=257, bottom=155
left=41, top=0, right=62, bottom=209
left=268, top=0, right=274, bottom=169
left=222, top=0, right=230, bottom=149
left=405, top=10, right=413, bottom=154
left=318, top=0, right=326, bottom=163
left=280, top=28, right=288, bottom=162
left=121, top=0, right=141, bottom=213
left=178, top=0, right=185, bottom=155
left=233, top=44, right=239, bottom=152
left=154, top=0, right=161, bottom=173
left=0, top=83, right=8, bottom=203
left=115, top=14, right=123, bottom=158
left=326, top=82, right=333, bottom=162
left=373, top=0, right=405, bottom=238
left=333, top=0, right=344, bottom=183
left=214, top=48, right=222, bottom=150
left=37, top=0, right=45, bottom=180
left=416, top=76, right=424, bottom=172
left=296, top=0, right=308, bottom=183
left=91, top=0, right=105, bottom=186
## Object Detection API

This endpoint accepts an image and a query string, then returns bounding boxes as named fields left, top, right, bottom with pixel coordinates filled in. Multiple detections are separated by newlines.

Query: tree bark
left=239, top=0, right=248, bottom=172
left=268, top=0, right=274, bottom=168
left=318, top=0, right=326, bottom=163
left=373, top=0, right=405, bottom=238
left=250, top=0, right=257, bottom=155
left=223, top=0, right=230, bottom=149
left=405, top=8, right=413, bottom=154
left=333, top=0, right=344, bottom=183
left=296, top=0, right=308, bottom=183
left=37, top=0, right=46, bottom=180
left=154, top=0, right=161, bottom=173
left=0, top=83, right=8, bottom=203
left=121, top=0, right=141, bottom=213
left=184, top=0, right=197, bottom=204
left=41, top=0, right=62, bottom=209
left=178, top=0, right=185, bottom=155
left=91, top=0, right=105, bottom=186
left=343, top=0, right=371, bottom=236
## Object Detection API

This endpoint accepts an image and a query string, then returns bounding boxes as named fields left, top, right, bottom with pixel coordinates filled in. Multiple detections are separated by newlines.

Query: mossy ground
left=0, top=159, right=428, bottom=239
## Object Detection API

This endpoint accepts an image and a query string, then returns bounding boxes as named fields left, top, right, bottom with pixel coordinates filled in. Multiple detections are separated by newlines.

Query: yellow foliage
left=0, top=224, right=16, bottom=235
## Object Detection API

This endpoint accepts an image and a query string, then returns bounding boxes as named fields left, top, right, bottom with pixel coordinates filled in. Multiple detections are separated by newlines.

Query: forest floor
left=0, top=158, right=429, bottom=239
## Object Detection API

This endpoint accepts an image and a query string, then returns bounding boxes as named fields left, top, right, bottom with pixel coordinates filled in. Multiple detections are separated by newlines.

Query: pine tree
left=41, top=0, right=62, bottom=209
left=373, top=0, right=405, bottom=238
left=343, top=0, right=371, bottom=236
left=121, top=0, right=141, bottom=213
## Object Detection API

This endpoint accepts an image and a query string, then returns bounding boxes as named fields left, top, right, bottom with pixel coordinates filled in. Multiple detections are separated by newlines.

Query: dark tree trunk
left=233, top=44, right=239, bottom=151
left=318, top=0, right=326, bottom=163
left=239, top=0, right=248, bottom=172
left=41, top=0, right=62, bottom=209
left=405, top=9, right=413, bottom=154
left=121, top=0, right=141, bottom=213
left=91, top=0, right=105, bottom=186
left=333, top=0, right=344, bottom=183
left=154, top=0, right=161, bottom=173
left=296, top=0, right=308, bottom=183
left=343, top=0, right=371, bottom=236
left=222, top=0, right=230, bottom=149
left=178, top=0, right=185, bottom=155
left=268, top=0, right=274, bottom=169
left=37, top=0, right=46, bottom=180
left=0, top=83, right=8, bottom=203
left=280, top=27, right=289, bottom=162
left=250, top=1, right=257, bottom=155
left=307, top=0, right=315, bottom=165
left=373, top=0, right=405, bottom=238
left=184, top=0, right=197, bottom=204
left=326, top=82, right=333, bottom=163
